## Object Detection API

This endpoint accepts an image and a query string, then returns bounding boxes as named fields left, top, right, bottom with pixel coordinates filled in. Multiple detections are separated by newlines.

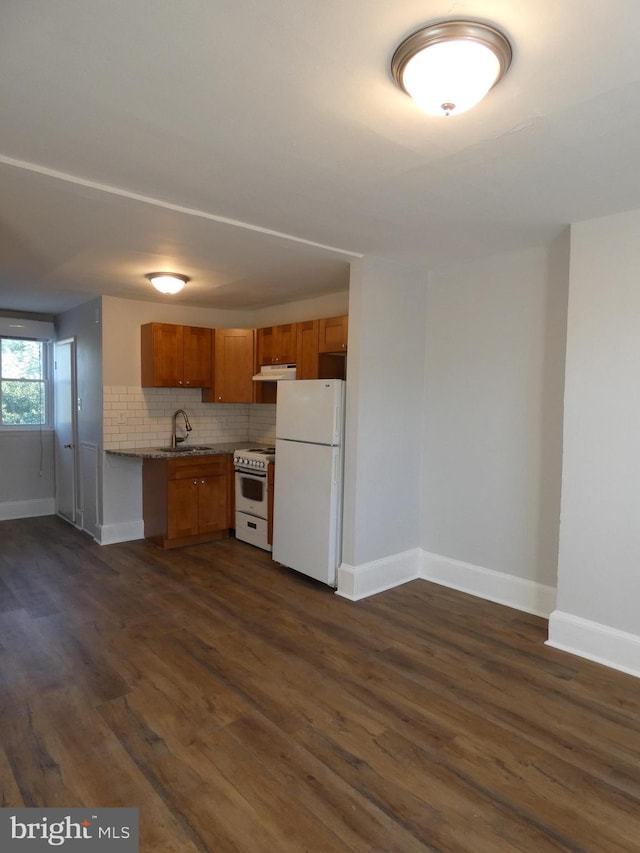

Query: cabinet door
left=257, top=324, right=297, bottom=364
left=141, top=323, right=183, bottom=387
left=167, top=478, right=199, bottom=538
left=182, top=326, right=212, bottom=387
left=198, top=474, right=228, bottom=533
left=296, top=319, right=319, bottom=380
left=257, top=326, right=276, bottom=365
left=212, top=328, right=255, bottom=403
left=277, top=323, right=297, bottom=363
left=319, top=315, right=348, bottom=353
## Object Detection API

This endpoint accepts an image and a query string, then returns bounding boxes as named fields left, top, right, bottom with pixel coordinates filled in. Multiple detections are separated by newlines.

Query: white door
left=54, top=338, right=77, bottom=524
left=272, top=439, right=342, bottom=586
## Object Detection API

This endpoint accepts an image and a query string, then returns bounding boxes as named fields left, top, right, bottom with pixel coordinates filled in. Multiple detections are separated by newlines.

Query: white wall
left=0, top=429, right=55, bottom=519
left=339, top=258, right=427, bottom=599
left=420, top=241, right=569, bottom=615
left=253, top=291, right=349, bottom=328
left=549, top=210, right=640, bottom=676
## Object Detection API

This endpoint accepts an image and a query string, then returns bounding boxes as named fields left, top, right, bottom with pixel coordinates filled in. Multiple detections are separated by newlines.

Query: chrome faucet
left=171, top=409, right=192, bottom=448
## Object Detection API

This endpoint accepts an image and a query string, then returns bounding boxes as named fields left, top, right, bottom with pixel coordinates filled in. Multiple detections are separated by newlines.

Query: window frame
left=0, top=336, right=53, bottom=430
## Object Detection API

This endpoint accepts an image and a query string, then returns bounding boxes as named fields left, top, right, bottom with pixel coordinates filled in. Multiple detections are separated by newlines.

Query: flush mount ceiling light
left=391, top=20, right=512, bottom=116
left=145, top=272, right=189, bottom=295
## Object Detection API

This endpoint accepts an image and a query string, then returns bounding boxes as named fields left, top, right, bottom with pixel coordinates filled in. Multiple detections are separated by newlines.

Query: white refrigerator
left=272, top=379, right=345, bottom=587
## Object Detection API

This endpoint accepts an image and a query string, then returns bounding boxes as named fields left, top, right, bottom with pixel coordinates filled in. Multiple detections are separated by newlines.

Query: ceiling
left=2, top=0, right=640, bottom=314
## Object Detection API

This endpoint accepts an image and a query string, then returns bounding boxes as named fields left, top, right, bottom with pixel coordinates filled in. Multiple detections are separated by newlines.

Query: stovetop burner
left=233, top=446, right=276, bottom=471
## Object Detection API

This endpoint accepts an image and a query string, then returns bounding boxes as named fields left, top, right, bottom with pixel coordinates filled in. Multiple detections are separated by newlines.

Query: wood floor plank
left=98, top=697, right=291, bottom=853
left=0, top=743, right=23, bottom=808
left=1, top=516, right=639, bottom=852
left=1, top=686, right=202, bottom=852
left=107, top=637, right=253, bottom=738
left=181, top=722, right=357, bottom=853
left=223, top=711, right=433, bottom=853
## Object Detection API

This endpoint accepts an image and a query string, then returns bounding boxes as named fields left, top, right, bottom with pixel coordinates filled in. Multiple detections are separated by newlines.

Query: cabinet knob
left=185, top=380, right=190, bottom=385
left=201, top=480, right=205, bottom=485
left=193, top=480, right=198, bottom=485
left=218, top=396, right=222, bottom=401
left=178, top=380, right=183, bottom=385
left=63, top=443, right=73, bottom=449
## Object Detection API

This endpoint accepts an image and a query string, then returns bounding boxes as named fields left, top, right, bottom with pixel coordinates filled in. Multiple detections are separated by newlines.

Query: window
left=0, top=337, right=50, bottom=427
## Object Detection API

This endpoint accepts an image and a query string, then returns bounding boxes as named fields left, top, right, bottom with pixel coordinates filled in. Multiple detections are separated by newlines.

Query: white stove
left=233, top=447, right=275, bottom=551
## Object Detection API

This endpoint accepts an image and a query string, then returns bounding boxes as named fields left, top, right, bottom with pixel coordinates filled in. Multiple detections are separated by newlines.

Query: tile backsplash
left=104, top=386, right=276, bottom=450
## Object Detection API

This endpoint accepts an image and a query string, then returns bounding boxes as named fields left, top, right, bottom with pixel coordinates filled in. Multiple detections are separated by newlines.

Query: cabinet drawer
left=167, top=455, right=229, bottom=480
left=235, top=512, right=269, bottom=548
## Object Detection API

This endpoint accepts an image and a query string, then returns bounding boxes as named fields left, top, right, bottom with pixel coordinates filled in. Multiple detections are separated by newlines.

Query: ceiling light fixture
left=391, top=20, right=512, bottom=117
left=145, top=272, right=189, bottom=295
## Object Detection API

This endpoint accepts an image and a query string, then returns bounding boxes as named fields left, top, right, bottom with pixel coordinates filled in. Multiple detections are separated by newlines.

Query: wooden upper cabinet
left=141, top=323, right=181, bottom=386
left=318, top=315, right=348, bottom=353
left=257, top=325, right=276, bottom=365
left=202, top=328, right=255, bottom=404
left=141, top=323, right=212, bottom=388
left=278, top=323, right=297, bottom=363
left=257, top=323, right=297, bottom=365
left=182, top=325, right=213, bottom=387
left=296, top=319, right=320, bottom=380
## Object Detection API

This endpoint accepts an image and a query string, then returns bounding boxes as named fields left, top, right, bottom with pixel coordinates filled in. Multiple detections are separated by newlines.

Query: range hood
left=252, top=364, right=297, bottom=382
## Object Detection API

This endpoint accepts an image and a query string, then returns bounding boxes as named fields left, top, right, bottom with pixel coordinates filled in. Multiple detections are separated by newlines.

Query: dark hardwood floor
left=0, top=516, right=639, bottom=852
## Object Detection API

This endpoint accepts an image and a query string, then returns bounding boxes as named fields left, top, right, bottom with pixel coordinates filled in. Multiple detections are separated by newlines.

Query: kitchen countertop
left=105, top=442, right=243, bottom=460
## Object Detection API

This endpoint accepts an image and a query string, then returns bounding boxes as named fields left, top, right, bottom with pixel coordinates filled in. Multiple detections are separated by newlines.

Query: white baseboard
left=336, top=549, right=420, bottom=601
left=97, top=520, right=144, bottom=545
left=547, top=610, right=640, bottom=679
left=0, top=498, right=56, bottom=521
left=421, top=551, right=556, bottom=618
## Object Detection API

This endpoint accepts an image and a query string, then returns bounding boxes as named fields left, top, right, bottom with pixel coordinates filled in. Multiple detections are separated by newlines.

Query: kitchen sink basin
left=155, top=445, right=213, bottom=453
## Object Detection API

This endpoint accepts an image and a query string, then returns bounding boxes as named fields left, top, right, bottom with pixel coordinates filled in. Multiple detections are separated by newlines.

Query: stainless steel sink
left=155, top=445, right=213, bottom=453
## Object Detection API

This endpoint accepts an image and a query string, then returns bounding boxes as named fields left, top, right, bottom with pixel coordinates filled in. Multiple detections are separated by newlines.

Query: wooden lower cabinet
left=143, top=454, right=232, bottom=549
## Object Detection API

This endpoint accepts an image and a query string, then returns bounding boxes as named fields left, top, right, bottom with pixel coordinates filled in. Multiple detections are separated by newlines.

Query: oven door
left=235, top=468, right=268, bottom=519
